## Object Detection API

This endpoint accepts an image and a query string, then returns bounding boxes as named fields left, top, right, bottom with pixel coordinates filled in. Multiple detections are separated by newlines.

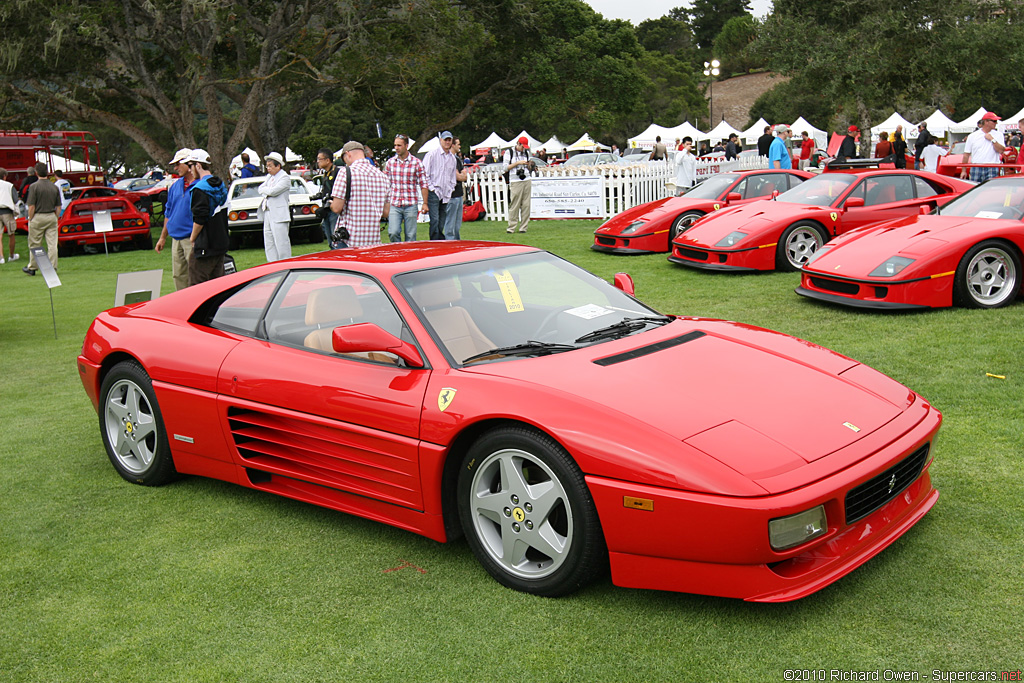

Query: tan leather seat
left=413, top=278, right=495, bottom=363
left=302, top=286, right=399, bottom=364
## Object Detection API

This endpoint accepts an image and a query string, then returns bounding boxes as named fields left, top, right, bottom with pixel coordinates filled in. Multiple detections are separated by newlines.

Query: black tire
left=228, top=232, right=242, bottom=251
left=953, top=240, right=1021, bottom=309
left=98, top=360, right=177, bottom=486
left=670, top=210, right=703, bottom=241
left=457, top=427, right=606, bottom=597
left=135, top=231, right=154, bottom=250
left=307, top=224, right=325, bottom=244
left=777, top=221, right=828, bottom=271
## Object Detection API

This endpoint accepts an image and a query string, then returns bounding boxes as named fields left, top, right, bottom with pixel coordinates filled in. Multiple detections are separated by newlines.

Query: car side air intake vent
left=845, top=443, right=930, bottom=524
left=593, top=331, right=706, bottom=366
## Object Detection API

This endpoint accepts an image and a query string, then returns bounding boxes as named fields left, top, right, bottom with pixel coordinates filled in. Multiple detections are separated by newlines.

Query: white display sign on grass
left=530, top=176, right=605, bottom=219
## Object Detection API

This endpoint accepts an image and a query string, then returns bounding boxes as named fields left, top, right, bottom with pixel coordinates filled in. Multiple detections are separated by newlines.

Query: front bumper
left=797, top=270, right=952, bottom=309
left=587, top=399, right=941, bottom=601
left=668, top=242, right=774, bottom=271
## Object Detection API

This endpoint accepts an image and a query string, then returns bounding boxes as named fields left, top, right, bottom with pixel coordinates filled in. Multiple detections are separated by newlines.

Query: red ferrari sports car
left=32, top=196, right=151, bottom=255
left=668, top=170, right=974, bottom=272
left=797, top=176, right=1024, bottom=309
left=592, top=169, right=812, bottom=254
left=79, top=243, right=941, bottom=602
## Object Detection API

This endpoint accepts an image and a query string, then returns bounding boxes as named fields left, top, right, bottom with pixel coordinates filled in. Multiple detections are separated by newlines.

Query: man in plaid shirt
left=330, top=141, right=391, bottom=248
left=384, top=134, right=428, bottom=242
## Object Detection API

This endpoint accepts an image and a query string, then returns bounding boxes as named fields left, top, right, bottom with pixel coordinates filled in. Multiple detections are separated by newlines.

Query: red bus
left=0, top=130, right=104, bottom=189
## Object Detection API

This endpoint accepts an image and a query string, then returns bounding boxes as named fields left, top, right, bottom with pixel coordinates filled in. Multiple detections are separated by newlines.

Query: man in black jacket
left=757, top=126, right=774, bottom=157
left=313, top=148, right=341, bottom=248
left=914, top=122, right=934, bottom=170
left=186, top=149, right=229, bottom=286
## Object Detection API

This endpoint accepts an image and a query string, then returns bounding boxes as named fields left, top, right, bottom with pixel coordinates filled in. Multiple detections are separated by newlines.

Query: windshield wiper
left=462, top=341, right=578, bottom=365
left=574, top=315, right=672, bottom=344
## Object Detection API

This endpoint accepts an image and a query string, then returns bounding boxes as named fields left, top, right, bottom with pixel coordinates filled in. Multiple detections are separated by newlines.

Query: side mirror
left=771, top=190, right=780, bottom=199
left=919, top=204, right=932, bottom=215
left=845, top=196, right=865, bottom=209
left=332, top=323, right=424, bottom=368
left=726, top=192, right=742, bottom=202
left=612, top=273, right=635, bottom=297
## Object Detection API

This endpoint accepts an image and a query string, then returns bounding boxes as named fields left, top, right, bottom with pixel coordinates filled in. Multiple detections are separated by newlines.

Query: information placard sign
left=530, top=176, right=605, bottom=219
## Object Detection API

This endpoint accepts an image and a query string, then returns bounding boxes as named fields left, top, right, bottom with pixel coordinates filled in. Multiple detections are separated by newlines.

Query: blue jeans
left=427, top=191, right=447, bottom=241
left=322, top=210, right=342, bottom=249
left=444, top=195, right=463, bottom=240
left=388, top=204, right=418, bottom=242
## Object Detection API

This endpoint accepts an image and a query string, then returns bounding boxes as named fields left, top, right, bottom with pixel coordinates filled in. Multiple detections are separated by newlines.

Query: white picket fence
left=465, top=155, right=770, bottom=221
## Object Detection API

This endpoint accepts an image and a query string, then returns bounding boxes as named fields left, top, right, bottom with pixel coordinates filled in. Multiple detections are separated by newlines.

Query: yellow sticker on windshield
left=494, top=270, right=524, bottom=313
left=1005, top=191, right=1012, bottom=207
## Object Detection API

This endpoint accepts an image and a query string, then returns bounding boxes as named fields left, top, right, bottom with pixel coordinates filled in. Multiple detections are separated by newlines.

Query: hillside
left=707, top=71, right=789, bottom=130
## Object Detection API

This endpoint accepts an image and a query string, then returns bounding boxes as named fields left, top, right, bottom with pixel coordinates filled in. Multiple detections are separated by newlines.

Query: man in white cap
left=155, top=147, right=196, bottom=290
left=422, top=131, right=457, bottom=240
left=961, top=112, right=1005, bottom=183
left=258, top=151, right=292, bottom=261
left=186, top=149, right=229, bottom=285
left=768, top=124, right=792, bottom=169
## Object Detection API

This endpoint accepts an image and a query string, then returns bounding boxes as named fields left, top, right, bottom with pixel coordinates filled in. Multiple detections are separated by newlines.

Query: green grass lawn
left=1, top=221, right=1021, bottom=682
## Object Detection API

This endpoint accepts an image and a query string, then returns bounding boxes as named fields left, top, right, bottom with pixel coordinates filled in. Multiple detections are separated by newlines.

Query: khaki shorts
left=0, top=212, right=15, bottom=235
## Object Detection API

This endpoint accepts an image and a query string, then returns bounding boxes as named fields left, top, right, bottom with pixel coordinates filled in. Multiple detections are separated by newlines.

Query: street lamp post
left=703, top=59, right=720, bottom=127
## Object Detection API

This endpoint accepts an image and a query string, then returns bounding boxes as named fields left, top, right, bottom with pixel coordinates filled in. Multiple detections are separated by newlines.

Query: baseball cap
left=847, top=125, right=860, bottom=133
left=774, top=124, right=790, bottom=134
left=187, top=149, right=211, bottom=165
left=439, top=131, right=454, bottom=140
left=169, top=148, right=192, bottom=165
left=341, top=140, right=364, bottom=154
left=981, top=111, right=1001, bottom=121
left=264, top=151, right=284, bottom=165
left=518, top=136, right=529, bottom=146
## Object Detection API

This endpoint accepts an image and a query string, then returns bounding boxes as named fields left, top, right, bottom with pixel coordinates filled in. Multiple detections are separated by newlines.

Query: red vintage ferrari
left=592, top=169, right=812, bottom=254
left=797, top=176, right=1024, bottom=309
left=79, top=243, right=941, bottom=601
left=668, top=170, right=974, bottom=272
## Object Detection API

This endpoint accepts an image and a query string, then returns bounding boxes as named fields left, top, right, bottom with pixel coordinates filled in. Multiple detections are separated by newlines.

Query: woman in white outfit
left=674, top=137, right=696, bottom=195
left=258, top=152, right=292, bottom=261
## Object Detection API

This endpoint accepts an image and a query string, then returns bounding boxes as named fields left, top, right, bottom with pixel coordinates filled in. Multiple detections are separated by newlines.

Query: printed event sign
left=530, top=176, right=605, bottom=219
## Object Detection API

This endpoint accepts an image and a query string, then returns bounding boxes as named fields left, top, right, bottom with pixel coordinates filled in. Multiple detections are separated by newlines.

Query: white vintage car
left=226, top=176, right=324, bottom=247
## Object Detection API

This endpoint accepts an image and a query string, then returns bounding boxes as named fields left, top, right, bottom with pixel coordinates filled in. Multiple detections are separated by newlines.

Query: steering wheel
left=1002, top=205, right=1024, bottom=220
left=534, top=305, right=573, bottom=341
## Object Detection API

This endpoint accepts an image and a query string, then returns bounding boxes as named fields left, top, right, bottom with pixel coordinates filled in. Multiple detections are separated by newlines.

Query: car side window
left=208, top=273, right=286, bottom=335
left=731, top=178, right=747, bottom=197
left=913, top=177, right=940, bottom=198
left=862, top=175, right=915, bottom=206
left=744, top=174, right=784, bottom=199
left=264, top=270, right=407, bottom=363
left=786, top=174, right=806, bottom=190
left=289, top=179, right=308, bottom=195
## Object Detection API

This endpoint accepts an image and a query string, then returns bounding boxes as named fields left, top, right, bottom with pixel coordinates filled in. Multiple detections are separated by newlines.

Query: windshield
left=565, top=154, right=600, bottom=166
left=776, top=173, right=857, bottom=207
left=396, top=252, right=663, bottom=365
left=936, top=177, right=1024, bottom=219
left=682, top=174, right=740, bottom=200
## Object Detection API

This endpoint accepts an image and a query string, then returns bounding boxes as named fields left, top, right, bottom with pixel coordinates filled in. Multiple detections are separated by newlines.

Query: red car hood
left=467, top=320, right=910, bottom=492
left=805, top=214, right=1006, bottom=275
left=599, top=196, right=712, bottom=232
left=678, top=200, right=823, bottom=244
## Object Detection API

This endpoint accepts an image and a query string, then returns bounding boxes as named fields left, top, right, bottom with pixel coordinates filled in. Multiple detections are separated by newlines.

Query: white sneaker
left=0, top=257, right=5, bottom=264
left=10, top=253, right=18, bottom=261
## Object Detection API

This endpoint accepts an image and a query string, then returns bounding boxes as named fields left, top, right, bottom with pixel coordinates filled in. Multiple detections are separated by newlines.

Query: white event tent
left=667, top=122, right=704, bottom=143
left=922, top=109, right=956, bottom=138
left=702, top=120, right=742, bottom=143
left=471, top=132, right=510, bottom=151
left=627, top=123, right=674, bottom=150
left=949, top=107, right=990, bottom=135
left=789, top=117, right=828, bottom=150
left=512, top=130, right=544, bottom=150
left=540, top=136, right=567, bottom=153
left=998, top=107, right=1024, bottom=134
left=741, top=118, right=769, bottom=145
left=870, top=112, right=918, bottom=139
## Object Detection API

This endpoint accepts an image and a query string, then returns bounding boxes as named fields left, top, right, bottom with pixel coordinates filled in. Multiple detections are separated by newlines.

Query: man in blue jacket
left=155, top=148, right=196, bottom=290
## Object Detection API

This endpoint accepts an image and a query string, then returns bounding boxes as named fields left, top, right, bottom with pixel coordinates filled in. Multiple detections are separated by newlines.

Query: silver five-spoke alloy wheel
left=467, top=447, right=573, bottom=580
left=104, top=378, right=159, bottom=475
left=785, top=226, right=824, bottom=268
left=964, top=247, right=1016, bottom=306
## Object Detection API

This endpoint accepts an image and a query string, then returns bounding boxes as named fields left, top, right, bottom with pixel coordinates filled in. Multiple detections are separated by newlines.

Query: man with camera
left=312, top=148, right=342, bottom=249
left=503, top=136, right=534, bottom=234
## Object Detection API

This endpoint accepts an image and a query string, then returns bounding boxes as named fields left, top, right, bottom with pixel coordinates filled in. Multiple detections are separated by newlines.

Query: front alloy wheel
left=778, top=222, right=826, bottom=271
left=954, top=240, right=1021, bottom=308
left=458, top=427, right=605, bottom=596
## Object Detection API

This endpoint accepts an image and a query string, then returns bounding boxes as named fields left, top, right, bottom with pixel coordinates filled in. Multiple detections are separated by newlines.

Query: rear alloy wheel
left=99, top=360, right=177, bottom=486
left=669, top=211, right=703, bottom=241
left=458, top=427, right=605, bottom=597
left=954, top=240, right=1021, bottom=309
left=777, top=222, right=827, bottom=271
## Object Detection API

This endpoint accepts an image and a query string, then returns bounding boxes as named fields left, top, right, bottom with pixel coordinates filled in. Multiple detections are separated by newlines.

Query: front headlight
left=621, top=220, right=646, bottom=235
left=804, top=245, right=831, bottom=267
left=868, top=256, right=915, bottom=277
left=715, top=231, right=747, bottom=247
left=769, top=505, right=827, bottom=551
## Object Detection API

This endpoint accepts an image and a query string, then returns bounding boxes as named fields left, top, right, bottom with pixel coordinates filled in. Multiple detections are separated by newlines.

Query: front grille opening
left=596, top=236, right=615, bottom=246
left=810, top=277, right=859, bottom=295
left=717, top=253, right=728, bottom=263
left=873, top=286, right=889, bottom=298
left=845, top=444, right=930, bottom=524
left=677, top=248, right=708, bottom=261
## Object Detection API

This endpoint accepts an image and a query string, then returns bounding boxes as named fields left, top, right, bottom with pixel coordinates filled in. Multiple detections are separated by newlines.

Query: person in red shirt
left=799, top=131, right=815, bottom=170
left=874, top=132, right=893, bottom=159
